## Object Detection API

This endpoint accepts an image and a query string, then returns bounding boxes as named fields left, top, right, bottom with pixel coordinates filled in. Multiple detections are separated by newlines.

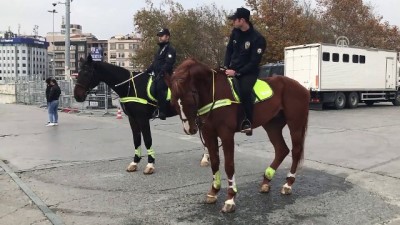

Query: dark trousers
left=154, top=76, right=168, bottom=113
left=237, top=74, right=257, bottom=123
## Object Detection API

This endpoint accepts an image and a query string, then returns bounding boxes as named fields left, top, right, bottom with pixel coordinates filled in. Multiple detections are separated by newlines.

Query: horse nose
left=189, top=127, right=198, bottom=135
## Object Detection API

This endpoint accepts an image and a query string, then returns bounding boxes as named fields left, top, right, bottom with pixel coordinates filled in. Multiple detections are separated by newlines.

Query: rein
left=194, top=69, right=221, bottom=148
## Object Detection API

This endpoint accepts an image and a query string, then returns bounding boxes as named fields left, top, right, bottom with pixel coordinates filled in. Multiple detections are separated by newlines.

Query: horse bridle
left=176, top=70, right=218, bottom=147
left=75, top=64, right=98, bottom=95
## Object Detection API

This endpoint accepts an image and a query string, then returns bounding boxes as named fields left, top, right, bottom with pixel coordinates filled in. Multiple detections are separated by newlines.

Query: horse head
left=74, top=54, right=100, bottom=102
left=171, top=58, right=212, bottom=135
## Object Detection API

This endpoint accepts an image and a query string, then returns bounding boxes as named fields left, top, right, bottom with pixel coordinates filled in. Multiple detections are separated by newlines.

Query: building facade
left=108, top=34, right=141, bottom=72
left=0, top=32, right=49, bottom=82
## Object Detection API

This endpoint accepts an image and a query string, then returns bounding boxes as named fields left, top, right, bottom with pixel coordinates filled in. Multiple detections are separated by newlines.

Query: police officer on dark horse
left=224, top=7, right=266, bottom=136
left=145, top=28, right=176, bottom=120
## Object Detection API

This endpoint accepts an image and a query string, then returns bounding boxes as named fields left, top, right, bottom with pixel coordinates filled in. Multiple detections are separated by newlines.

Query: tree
left=132, top=0, right=228, bottom=69
left=247, top=0, right=321, bottom=62
left=315, top=0, right=400, bottom=50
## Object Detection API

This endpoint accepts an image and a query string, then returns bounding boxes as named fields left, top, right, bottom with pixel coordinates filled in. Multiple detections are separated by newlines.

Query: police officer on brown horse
left=224, top=7, right=266, bottom=135
left=145, top=28, right=176, bottom=120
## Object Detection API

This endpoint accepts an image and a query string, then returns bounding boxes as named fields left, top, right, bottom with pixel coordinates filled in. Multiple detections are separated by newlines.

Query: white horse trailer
left=284, top=43, right=400, bottom=109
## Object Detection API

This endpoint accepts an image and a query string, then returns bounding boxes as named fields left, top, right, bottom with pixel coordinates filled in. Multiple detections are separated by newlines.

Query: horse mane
left=96, top=61, right=131, bottom=76
left=172, top=58, right=215, bottom=97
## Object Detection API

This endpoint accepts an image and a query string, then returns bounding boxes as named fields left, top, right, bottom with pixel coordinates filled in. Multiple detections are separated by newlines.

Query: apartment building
left=0, top=31, right=49, bottom=82
left=108, top=34, right=141, bottom=72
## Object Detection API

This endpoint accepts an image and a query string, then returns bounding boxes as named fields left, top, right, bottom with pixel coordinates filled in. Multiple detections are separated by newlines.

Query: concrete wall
left=0, top=84, right=16, bottom=104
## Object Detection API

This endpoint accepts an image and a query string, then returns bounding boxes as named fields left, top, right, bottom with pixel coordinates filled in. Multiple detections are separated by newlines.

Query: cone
left=116, top=108, right=123, bottom=119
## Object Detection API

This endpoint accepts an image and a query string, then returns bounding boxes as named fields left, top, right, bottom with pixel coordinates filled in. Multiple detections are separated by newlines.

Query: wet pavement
left=1, top=103, right=400, bottom=225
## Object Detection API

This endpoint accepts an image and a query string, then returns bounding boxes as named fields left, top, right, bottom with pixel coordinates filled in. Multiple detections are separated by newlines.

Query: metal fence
left=1, top=76, right=116, bottom=112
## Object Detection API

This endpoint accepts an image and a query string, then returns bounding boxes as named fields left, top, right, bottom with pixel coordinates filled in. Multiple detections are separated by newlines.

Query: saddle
left=120, top=76, right=171, bottom=105
left=228, top=77, right=274, bottom=103
left=146, top=76, right=171, bottom=102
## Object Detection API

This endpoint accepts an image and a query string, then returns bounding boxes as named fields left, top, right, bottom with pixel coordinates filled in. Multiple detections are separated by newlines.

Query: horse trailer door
left=386, top=58, right=395, bottom=89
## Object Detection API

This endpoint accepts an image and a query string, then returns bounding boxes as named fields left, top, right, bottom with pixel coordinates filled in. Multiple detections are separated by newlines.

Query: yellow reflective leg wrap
left=265, top=167, right=276, bottom=180
left=213, top=171, right=221, bottom=189
left=147, top=148, right=155, bottom=159
left=134, top=147, right=142, bottom=157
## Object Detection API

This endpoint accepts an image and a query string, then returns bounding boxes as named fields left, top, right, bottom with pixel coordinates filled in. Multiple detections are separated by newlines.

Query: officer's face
left=158, top=35, right=169, bottom=43
left=232, top=18, right=244, bottom=29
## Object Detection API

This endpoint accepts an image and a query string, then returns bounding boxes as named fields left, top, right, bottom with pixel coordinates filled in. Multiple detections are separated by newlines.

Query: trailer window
left=343, top=54, right=349, bottom=63
left=332, top=53, right=339, bottom=62
left=322, top=52, right=330, bottom=61
left=352, top=55, right=359, bottom=63
left=360, top=55, right=365, bottom=64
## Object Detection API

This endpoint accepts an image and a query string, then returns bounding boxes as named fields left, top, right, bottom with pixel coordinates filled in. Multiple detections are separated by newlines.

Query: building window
left=23, top=63, right=26, bottom=67
left=23, top=70, right=26, bottom=74
left=110, top=44, right=116, bottom=50
left=110, top=53, right=116, bottom=59
left=118, top=44, right=124, bottom=49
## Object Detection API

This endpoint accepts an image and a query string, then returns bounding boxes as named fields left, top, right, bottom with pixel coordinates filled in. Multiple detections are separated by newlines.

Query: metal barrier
left=1, top=77, right=116, bottom=113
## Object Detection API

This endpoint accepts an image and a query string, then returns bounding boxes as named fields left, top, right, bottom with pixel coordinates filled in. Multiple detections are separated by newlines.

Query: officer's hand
left=225, top=69, right=236, bottom=77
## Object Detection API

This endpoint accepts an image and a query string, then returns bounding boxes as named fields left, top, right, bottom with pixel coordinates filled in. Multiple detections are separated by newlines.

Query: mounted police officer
left=145, top=28, right=176, bottom=120
left=224, top=7, right=266, bottom=136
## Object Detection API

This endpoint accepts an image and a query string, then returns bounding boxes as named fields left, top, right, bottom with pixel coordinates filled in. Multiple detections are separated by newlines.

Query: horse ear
left=87, top=54, right=93, bottom=63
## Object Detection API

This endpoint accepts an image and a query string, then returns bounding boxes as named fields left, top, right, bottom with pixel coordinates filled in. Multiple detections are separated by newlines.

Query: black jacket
left=146, top=42, right=176, bottom=77
left=48, top=85, right=61, bottom=102
left=224, top=24, right=266, bottom=76
left=45, top=85, right=51, bottom=102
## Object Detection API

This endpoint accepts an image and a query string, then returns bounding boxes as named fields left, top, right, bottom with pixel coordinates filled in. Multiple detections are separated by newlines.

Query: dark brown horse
left=170, top=58, right=309, bottom=213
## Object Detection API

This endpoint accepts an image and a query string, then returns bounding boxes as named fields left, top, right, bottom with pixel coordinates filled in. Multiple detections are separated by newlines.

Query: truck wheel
left=392, top=94, right=400, bottom=106
left=334, top=92, right=346, bottom=109
left=346, top=92, right=359, bottom=108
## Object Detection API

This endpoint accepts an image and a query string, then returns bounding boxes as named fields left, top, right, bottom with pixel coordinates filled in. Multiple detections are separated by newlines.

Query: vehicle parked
left=258, top=62, right=284, bottom=78
left=284, top=43, right=400, bottom=109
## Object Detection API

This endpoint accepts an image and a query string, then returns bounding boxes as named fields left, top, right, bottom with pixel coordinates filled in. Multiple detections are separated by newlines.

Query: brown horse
left=169, top=58, right=309, bottom=213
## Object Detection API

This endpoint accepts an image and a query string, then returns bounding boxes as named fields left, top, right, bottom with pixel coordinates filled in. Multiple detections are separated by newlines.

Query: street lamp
left=47, top=8, right=57, bottom=78
left=53, top=0, right=73, bottom=108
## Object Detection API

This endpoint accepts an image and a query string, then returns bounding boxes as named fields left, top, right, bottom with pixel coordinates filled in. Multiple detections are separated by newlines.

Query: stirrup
left=240, top=119, right=252, bottom=134
left=152, top=108, right=160, bottom=119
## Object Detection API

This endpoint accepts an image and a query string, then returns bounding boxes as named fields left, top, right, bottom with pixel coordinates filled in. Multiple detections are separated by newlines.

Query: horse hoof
left=221, top=199, right=236, bottom=213
left=126, top=162, right=138, bottom=172
left=260, top=183, right=270, bottom=193
left=281, top=183, right=292, bottom=195
left=200, top=154, right=210, bottom=167
left=205, top=194, right=217, bottom=204
left=143, top=163, right=155, bottom=175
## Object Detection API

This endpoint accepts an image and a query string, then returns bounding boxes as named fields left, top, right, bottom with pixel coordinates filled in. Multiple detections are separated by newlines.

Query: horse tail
left=297, top=111, right=308, bottom=170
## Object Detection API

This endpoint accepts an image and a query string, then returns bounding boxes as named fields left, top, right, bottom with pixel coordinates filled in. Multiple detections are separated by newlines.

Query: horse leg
left=126, top=116, right=142, bottom=172
left=282, top=117, right=308, bottom=195
left=203, top=131, right=220, bottom=204
left=260, top=115, right=289, bottom=193
left=220, top=132, right=236, bottom=213
left=140, top=119, right=155, bottom=175
left=200, top=146, right=210, bottom=167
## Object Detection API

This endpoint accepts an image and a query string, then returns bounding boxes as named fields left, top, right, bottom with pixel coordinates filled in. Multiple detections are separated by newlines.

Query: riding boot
left=158, top=99, right=167, bottom=120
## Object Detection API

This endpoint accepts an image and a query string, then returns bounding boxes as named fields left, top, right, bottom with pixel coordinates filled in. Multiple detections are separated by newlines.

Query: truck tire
left=346, top=92, right=359, bottom=108
left=392, top=94, right=400, bottom=106
left=334, top=92, right=346, bottom=110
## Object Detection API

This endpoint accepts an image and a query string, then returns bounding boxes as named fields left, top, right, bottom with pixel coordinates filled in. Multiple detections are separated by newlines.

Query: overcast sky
left=1, top=0, right=399, bottom=40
